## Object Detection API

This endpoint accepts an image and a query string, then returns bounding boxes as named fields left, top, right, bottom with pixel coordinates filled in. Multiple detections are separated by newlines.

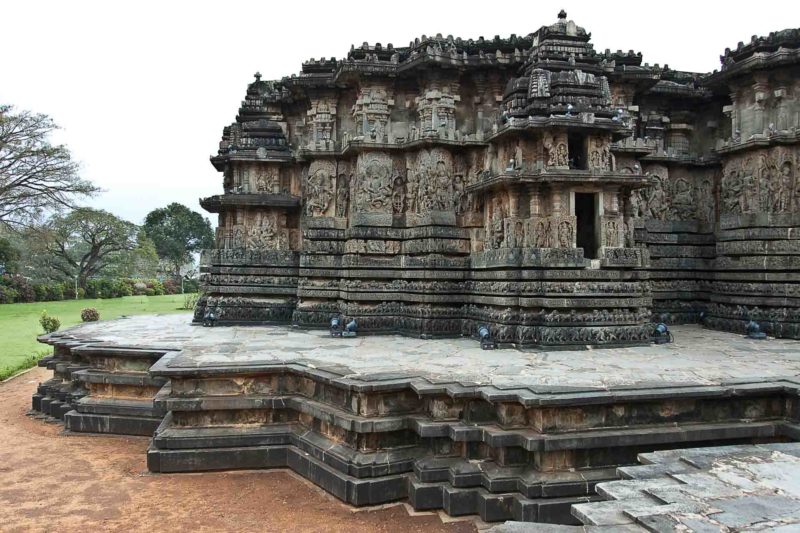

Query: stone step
left=64, top=409, right=161, bottom=436
left=75, top=396, right=164, bottom=418
left=414, top=456, right=617, bottom=498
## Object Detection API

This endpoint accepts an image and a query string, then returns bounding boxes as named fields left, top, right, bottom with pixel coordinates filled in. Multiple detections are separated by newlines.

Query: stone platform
left=491, top=442, right=800, bottom=531
left=32, top=314, right=800, bottom=524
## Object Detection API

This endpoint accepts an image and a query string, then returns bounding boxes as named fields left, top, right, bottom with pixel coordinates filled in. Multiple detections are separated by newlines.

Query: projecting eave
left=488, top=116, right=632, bottom=141
left=200, top=193, right=301, bottom=213
left=210, top=151, right=294, bottom=172
left=466, top=170, right=653, bottom=194
left=702, top=47, right=800, bottom=90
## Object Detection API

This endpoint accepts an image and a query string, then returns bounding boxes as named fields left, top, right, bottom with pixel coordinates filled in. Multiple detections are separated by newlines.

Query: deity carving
left=356, top=152, right=393, bottom=212
left=335, top=173, right=350, bottom=218
left=721, top=150, right=798, bottom=214
left=670, top=177, right=694, bottom=220
left=453, top=175, right=471, bottom=215
left=534, top=219, right=551, bottom=248
left=696, top=179, right=714, bottom=222
left=605, top=219, right=620, bottom=246
left=776, top=161, right=793, bottom=212
left=415, top=148, right=454, bottom=213
left=558, top=220, right=573, bottom=248
left=647, top=176, right=669, bottom=220
left=485, top=196, right=506, bottom=249
left=305, top=160, right=335, bottom=216
left=391, top=175, right=405, bottom=214
left=244, top=213, right=286, bottom=250
left=546, top=142, right=568, bottom=167
left=254, top=167, right=279, bottom=193
left=232, top=226, right=245, bottom=249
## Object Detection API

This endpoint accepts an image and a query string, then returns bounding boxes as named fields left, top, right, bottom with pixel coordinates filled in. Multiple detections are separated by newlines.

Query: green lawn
left=0, top=294, right=193, bottom=380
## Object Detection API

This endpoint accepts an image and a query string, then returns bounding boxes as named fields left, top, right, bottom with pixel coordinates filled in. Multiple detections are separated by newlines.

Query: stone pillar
left=752, top=76, right=769, bottom=135
left=775, top=87, right=790, bottom=131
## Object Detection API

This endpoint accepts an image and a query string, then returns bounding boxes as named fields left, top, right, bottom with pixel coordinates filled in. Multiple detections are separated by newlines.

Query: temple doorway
left=575, top=192, right=597, bottom=259
left=568, top=133, right=587, bottom=169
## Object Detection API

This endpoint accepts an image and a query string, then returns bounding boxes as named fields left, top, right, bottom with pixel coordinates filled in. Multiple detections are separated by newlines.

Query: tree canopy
left=142, top=203, right=214, bottom=277
left=0, top=105, right=98, bottom=229
left=34, top=207, right=138, bottom=288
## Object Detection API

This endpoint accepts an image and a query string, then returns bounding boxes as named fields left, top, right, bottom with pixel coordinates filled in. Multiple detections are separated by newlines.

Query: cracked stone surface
left=489, top=443, right=800, bottom=532
left=46, top=314, right=800, bottom=395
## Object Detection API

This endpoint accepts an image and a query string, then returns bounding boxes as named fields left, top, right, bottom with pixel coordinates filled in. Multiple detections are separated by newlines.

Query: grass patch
left=0, top=294, right=193, bottom=380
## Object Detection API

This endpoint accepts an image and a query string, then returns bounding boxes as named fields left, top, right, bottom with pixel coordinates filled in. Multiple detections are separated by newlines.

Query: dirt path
left=0, top=367, right=477, bottom=533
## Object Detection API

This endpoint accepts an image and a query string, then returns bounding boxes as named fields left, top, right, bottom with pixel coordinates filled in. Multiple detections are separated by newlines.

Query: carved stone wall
left=198, top=16, right=800, bottom=342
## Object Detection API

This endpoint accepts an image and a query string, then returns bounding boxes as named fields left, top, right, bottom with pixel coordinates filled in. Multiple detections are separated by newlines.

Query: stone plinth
left=32, top=315, right=800, bottom=523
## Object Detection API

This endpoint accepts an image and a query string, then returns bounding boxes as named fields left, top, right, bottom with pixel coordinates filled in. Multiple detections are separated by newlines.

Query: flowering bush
left=81, top=307, right=100, bottom=322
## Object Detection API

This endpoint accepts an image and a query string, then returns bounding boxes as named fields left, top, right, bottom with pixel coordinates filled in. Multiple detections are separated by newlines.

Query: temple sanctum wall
left=197, top=12, right=800, bottom=345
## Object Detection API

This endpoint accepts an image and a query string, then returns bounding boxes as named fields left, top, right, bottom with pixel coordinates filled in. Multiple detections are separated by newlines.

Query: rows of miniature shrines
left=197, top=11, right=800, bottom=344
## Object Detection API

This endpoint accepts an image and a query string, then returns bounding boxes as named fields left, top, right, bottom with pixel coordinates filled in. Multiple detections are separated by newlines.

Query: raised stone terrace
left=33, top=315, right=800, bottom=524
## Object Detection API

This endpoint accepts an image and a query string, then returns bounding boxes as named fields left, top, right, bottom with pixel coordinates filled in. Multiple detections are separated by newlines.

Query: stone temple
left=29, top=13, right=800, bottom=529
left=196, top=11, right=800, bottom=345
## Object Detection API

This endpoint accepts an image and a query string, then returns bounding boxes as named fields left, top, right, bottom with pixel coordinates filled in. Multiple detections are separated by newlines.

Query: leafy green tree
left=142, top=203, right=214, bottom=277
left=0, top=105, right=98, bottom=229
left=0, top=234, right=20, bottom=274
left=35, top=207, right=138, bottom=289
left=105, top=230, right=160, bottom=279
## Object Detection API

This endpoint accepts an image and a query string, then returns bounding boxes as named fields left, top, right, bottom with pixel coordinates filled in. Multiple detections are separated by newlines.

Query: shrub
left=33, top=284, right=47, bottom=301
left=144, top=288, right=155, bottom=296
left=45, top=283, right=65, bottom=301
left=182, top=292, right=200, bottom=310
left=81, top=307, right=100, bottom=322
left=2, top=274, right=35, bottom=303
left=163, top=278, right=180, bottom=295
left=39, top=311, right=61, bottom=333
left=0, top=285, right=18, bottom=304
left=112, top=278, right=133, bottom=297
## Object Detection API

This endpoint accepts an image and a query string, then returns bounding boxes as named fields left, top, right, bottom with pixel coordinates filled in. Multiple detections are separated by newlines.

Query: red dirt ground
left=0, top=367, right=478, bottom=533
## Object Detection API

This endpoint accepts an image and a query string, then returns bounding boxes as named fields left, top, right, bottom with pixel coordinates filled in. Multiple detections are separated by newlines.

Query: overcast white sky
left=3, top=0, right=799, bottom=225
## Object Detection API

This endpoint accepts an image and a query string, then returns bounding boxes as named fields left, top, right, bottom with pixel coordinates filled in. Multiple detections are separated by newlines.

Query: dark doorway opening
left=568, top=133, right=587, bottom=170
left=575, top=193, right=597, bottom=259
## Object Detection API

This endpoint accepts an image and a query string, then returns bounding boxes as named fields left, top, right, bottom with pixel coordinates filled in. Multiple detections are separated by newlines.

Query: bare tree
left=0, top=105, right=99, bottom=229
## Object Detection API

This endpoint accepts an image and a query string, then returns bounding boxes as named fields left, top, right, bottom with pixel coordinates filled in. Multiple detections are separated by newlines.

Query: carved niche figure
left=647, top=176, right=669, bottom=220
left=556, top=143, right=568, bottom=167
left=590, top=150, right=601, bottom=169
left=670, top=177, right=694, bottom=220
left=630, top=189, right=646, bottom=218
left=391, top=174, right=405, bottom=214
left=558, top=220, right=573, bottom=248
left=758, top=154, right=779, bottom=212
left=485, top=196, right=506, bottom=249
left=335, top=173, right=350, bottom=218
left=453, top=175, right=472, bottom=215
left=514, top=142, right=523, bottom=170
left=605, top=219, right=619, bottom=247
left=255, top=166, right=279, bottom=193
left=305, top=160, right=335, bottom=216
left=777, top=161, right=793, bottom=212
left=356, top=152, right=393, bottom=212
left=232, top=226, right=245, bottom=249
left=741, top=157, right=758, bottom=213
left=697, top=179, right=714, bottom=222
left=406, top=166, right=419, bottom=213
left=623, top=220, right=635, bottom=247
left=534, top=219, right=552, bottom=248
left=246, top=213, right=281, bottom=250
left=416, top=148, right=454, bottom=213
left=722, top=169, right=742, bottom=214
